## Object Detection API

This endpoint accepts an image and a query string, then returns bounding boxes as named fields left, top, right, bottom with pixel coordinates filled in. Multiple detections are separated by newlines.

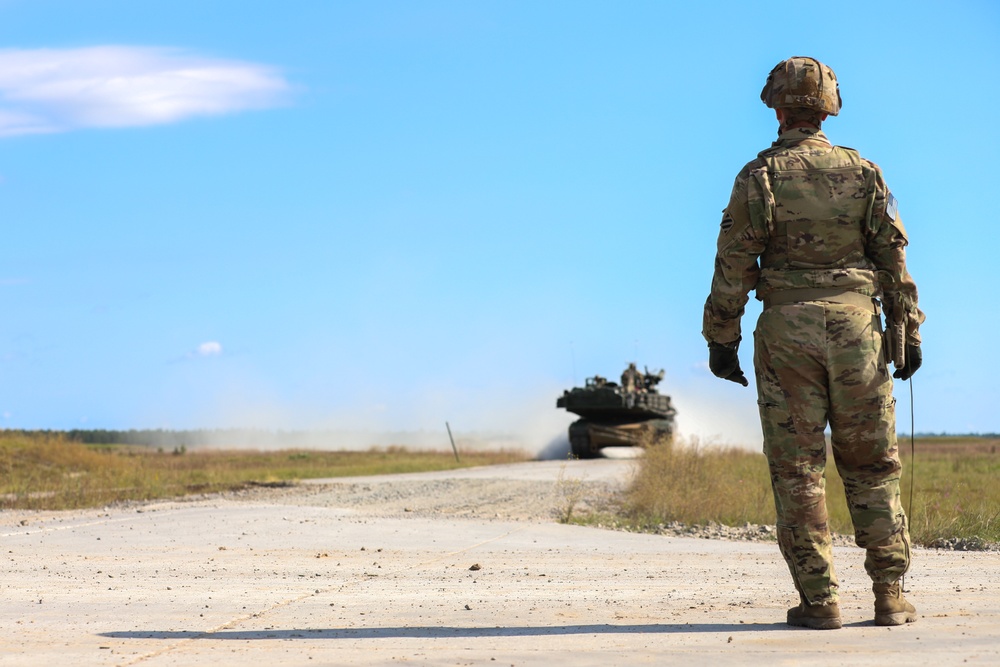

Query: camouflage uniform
left=621, top=363, right=643, bottom=394
left=703, top=126, right=924, bottom=606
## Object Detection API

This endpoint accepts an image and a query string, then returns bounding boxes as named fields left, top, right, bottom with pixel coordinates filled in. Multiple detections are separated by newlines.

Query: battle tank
left=556, top=364, right=677, bottom=459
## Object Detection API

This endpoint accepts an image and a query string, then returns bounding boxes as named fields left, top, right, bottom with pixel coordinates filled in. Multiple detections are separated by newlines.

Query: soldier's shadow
left=101, top=622, right=812, bottom=640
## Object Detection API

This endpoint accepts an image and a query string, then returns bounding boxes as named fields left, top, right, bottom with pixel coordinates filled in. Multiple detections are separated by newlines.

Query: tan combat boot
left=873, top=582, right=918, bottom=626
left=787, top=599, right=842, bottom=630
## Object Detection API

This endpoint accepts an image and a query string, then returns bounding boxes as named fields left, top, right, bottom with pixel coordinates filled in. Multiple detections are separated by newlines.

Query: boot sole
left=787, top=616, right=843, bottom=630
left=875, top=612, right=918, bottom=626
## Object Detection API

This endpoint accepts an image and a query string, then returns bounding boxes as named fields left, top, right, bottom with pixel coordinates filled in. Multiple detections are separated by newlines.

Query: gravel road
left=234, top=458, right=838, bottom=544
left=244, top=472, right=620, bottom=522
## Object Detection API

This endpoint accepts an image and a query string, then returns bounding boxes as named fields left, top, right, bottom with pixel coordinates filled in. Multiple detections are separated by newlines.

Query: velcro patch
left=886, top=193, right=898, bottom=221
left=720, top=210, right=734, bottom=234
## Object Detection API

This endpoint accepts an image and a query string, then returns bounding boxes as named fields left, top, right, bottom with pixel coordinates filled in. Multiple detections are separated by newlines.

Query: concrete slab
left=2, top=460, right=998, bottom=666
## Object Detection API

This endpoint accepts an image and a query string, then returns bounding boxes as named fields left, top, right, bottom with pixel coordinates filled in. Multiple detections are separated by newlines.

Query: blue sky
left=0, top=0, right=997, bottom=451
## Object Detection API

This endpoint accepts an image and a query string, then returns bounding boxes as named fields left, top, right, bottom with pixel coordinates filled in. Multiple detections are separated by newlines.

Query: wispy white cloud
left=196, top=341, right=223, bottom=357
left=0, top=46, right=292, bottom=137
left=168, top=340, right=225, bottom=364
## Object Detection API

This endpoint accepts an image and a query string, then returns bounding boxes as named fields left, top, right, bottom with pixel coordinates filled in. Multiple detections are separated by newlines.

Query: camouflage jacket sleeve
left=702, top=165, right=767, bottom=346
left=863, top=161, right=926, bottom=345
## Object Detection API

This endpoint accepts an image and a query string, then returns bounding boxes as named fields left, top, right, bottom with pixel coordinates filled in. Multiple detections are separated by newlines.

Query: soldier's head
left=761, top=56, right=841, bottom=129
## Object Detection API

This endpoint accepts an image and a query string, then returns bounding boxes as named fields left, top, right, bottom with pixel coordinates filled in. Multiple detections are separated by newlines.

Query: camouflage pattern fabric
left=755, top=301, right=910, bottom=605
left=760, top=57, right=842, bottom=116
left=702, top=127, right=924, bottom=347
left=703, top=124, right=923, bottom=606
left=621, top=363, right=642, bottom=393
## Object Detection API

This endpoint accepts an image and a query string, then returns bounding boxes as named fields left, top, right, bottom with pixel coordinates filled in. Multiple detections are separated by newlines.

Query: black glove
left=893, top=343, right=922, bottom=380
left=709, top=342, right=749, bottom=387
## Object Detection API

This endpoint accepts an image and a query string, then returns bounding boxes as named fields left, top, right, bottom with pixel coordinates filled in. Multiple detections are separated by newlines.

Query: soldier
left=702, top=57, right=924, bottom=630
left=621, top=362, right=643, bottom=394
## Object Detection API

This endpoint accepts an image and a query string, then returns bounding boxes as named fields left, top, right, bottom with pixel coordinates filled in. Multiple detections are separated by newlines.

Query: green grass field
left=0, top=431, right=530, bottom=511
left=622, top=436, right=1000, bottom=548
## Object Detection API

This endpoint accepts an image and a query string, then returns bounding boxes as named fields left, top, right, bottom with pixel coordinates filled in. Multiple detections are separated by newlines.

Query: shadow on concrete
left=102, top=623, right=790, bottom=640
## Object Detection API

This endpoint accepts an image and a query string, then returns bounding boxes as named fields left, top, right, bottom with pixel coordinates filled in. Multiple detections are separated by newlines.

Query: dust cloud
left=165, top=381, right=578, bottom=460
left=670, top=385, right=763, bottom=450
left=143, top=375, right=761, bottom=457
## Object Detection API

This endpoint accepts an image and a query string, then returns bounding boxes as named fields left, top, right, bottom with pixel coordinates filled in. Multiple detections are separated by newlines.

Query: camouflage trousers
left=753, top=301, right=910, bottom=606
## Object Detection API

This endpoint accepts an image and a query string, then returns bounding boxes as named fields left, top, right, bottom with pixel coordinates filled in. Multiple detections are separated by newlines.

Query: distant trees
left=0, top=428, right=327, bottom=448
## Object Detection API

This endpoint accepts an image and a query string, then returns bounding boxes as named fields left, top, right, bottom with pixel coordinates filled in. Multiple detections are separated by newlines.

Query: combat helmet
left=760, top=56, right=842, bottom=116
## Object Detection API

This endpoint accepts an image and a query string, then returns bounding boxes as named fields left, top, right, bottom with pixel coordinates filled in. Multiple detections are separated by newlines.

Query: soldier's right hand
left=892, top=344, right=922, bottom=381
left=709, top=342, right=750, bottom=387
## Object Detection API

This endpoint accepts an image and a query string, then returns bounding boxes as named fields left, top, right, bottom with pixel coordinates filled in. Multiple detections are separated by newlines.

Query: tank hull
left=568, top=418, right=674, bottom=459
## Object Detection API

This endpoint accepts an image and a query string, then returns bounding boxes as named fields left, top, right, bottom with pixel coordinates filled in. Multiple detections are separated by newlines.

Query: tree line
left=1, top=428, right=348, bottom=448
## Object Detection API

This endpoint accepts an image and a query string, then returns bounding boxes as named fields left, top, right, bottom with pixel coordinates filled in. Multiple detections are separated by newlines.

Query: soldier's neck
left=779, top=121, right=822, bottom=133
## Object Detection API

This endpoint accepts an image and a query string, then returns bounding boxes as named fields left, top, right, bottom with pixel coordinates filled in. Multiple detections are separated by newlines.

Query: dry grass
left=0, top=431, right=531, bottom=511
left=623, top=436, right=1000, bottom=547
left=626, top=437, right=774, bottom=527
left=897, top=438, right=1000, bottom=547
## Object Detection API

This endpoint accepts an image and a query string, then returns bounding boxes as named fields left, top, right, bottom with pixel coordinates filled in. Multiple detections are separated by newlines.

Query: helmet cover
left=761, top=56, right=842, bottom=116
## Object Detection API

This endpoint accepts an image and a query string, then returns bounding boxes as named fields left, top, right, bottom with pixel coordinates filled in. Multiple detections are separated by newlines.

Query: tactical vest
left=750, top=139, right=881, bottom=299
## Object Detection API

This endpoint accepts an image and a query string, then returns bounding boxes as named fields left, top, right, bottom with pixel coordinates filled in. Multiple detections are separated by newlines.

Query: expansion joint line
left=416, top=525, right=528, bottom=568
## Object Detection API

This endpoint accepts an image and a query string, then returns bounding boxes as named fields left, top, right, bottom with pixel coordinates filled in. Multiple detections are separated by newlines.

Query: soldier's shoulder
left=836, top=145, right=882, bottom=171
left=859, top=154, right=884, bottom=174
left=735, top=153, right=770, bottom=179
left=754, top=143, right=784, bottom=161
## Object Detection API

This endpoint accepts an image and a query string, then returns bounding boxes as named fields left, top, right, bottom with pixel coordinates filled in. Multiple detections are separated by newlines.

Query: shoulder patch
left=720, top=210, right=734, bottom=234
left=886, top=192, right=898, bottom=221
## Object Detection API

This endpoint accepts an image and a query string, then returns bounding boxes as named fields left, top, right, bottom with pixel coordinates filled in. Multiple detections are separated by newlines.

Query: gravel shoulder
left=243, top=457, right=841, bottom=544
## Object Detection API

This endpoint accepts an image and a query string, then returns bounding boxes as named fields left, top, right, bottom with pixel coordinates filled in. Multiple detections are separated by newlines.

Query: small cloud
left=168, top=340, right=226, bottom=364
left=0, top=46, right=293, bottom=137
left=196, top=341, right=223, bottom=357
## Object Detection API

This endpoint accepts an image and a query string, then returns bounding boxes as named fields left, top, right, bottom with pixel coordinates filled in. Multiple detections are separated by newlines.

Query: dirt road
left=3, top=458, right=998, bottom=666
